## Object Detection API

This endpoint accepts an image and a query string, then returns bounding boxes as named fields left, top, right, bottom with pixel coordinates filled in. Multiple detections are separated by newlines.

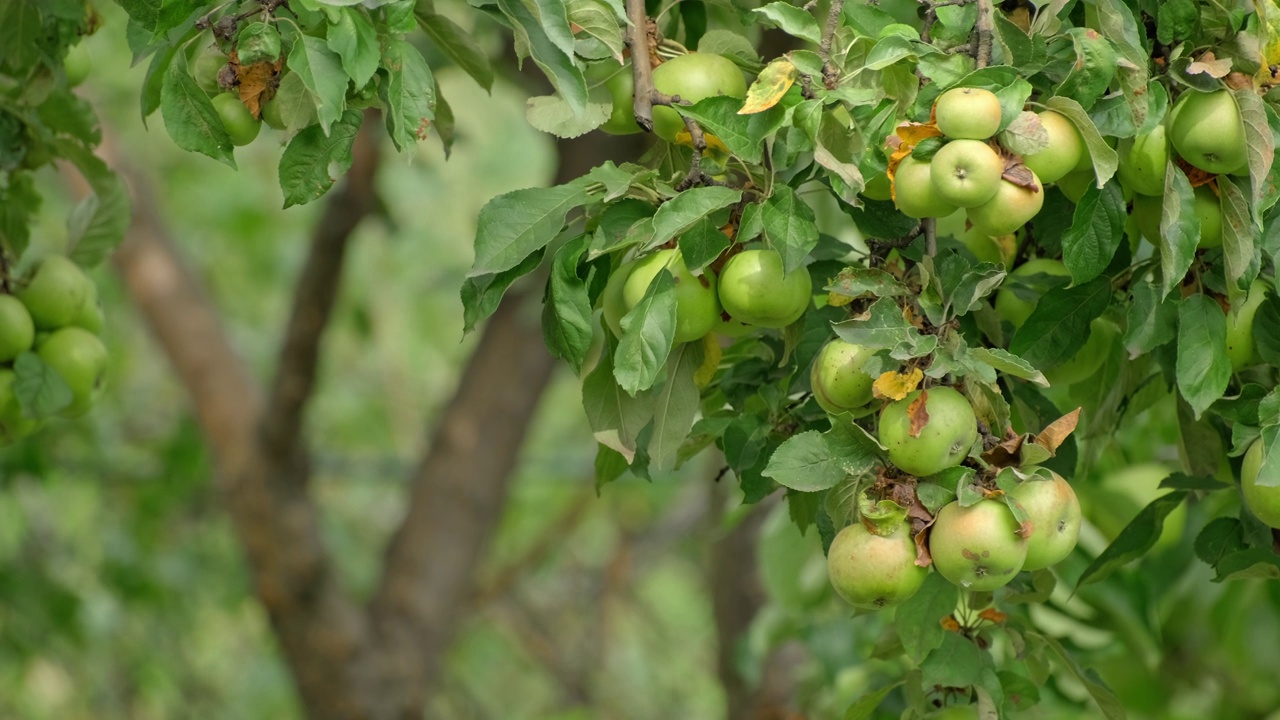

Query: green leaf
left=760, top=185, right=818, bottom=275
left=327, top=8, right=380, bottom=88
left=1055, top=29, right=1117, bottom=111
left=1061, top=180, right=1125, bottom=284
left=696, top=30, right=760, bottom=64
left=1077, top=491, right=1188, bottom=587
left=542, top=235, right=594, bottom=373
left=415, top=0, right=495, bottom=90
left=271, top=72, right=320, bottom=134
left=649, top=342, right=703, bottom=470
left=140, top=40, right=179, bottom=124
left=525, top=94, right=611, bottom=138
left=289, top=34, right=349, bottom=133
left=278, top=111, right=364, bottom=208
left=1124, top=279, right=1178, bottom=356
left=920, top=633, right=983, bottom=689
left=1089, top=0, right=1149, bottom=130
left=834, top=297, right=938, bottom=358
left=1157, top=0, right=1196, bottom=44
left=1256, top=294, right=1280, bottom=367
left=1009, top=276, right=1110, bottom=370
left=160, top=53, right=235, bottom=167
left=12, top=352, right=73, bottom=420
left=1045, top=96, right=1118, bottom=187
left=594, top=443, right=629, bottom=490
left=380, top=37, right=437, bottom=152
left=1159, top=163, right=1200, bottom=298
left=1176, top=294, right=1231, bottom=419
left=676, top=96, right=786, bottom=165
left=751, top=2, right=821, bottom=44
left=678, top=217, right=730, bottom=272
left=498, top=0, right=589, bottom=114
left=1195, top=517, right=1245, bottom=566
left=969, top=347, right=1048, bottom=386
left=614, top=270, right=677, bottom=395
left=237, top=21, right=281, bottom=66
left=583, top=339, right=655, bottom=461
left=0, top=0, right=43, bottom=69
left=648, top=186, right=742, bottom=249
left=470, top=183, right=592, bottom=276
left=1236, top=89, right=1275, bottom=216
left=1031, top=633, right=1125, bottom=719
left=762, top=431, right=848, bottom=492
left=1213, top=548, right=1280, bottom=581
left=567, top=0, right=624, bottom=61
left=894, top=573, right=959, bottom=662
left=461, top=248, right=545, bottom=334
left=825, top=267, right=910, bottom=299
left=55, top=141, right=132, bottom=268
left=843, top=683, right=903, bottom=720
left=1219, top=176, right=1256, bottom=302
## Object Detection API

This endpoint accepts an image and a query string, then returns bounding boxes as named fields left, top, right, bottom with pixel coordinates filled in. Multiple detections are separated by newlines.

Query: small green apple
left=966, top=172, right=1045, bottom=237
left=1088, top=464, right=1186, bottom=551
left=37, top=327, right=108, bottom=418
left=1194, top=185, right=1223, bottom=249
left=894, top=155, right=958, bottom=219
left=64, top=43, right=92, bottom=87
left=717, top=249, right=812, bottom=328
left=994, top=258, right=1071, bottom=328
left=1010, top=470, right=1082, bottom=571
left=650, top=53, right=747, bottom=143
left=0, top=369, right=39, bottom=445
left=621, top=249, right=720, bottom=343
left=212, top=94, right=261, bottom=147
left=1169, top=89, right=1247, bottom=175
left=827, top=521, right=928, bottom=610
left=1116, top=125, right=1169, bottom=197
left=929, top=499, right=1028, bottom=591
left=193, top=47, right=228, bottom=94
left=1056, top=170, right=1094, bottom=203
left=0, top=296, right=35, bottom=362
left=959, top=226, right=1018, bottom=267
left=1021, top=111, right=1084, bottom=184
left=1241, top=440, right=1280, bottom=528
left=934, top=87, right=1002, bottom=140
left=588, top=61, right=642, bottom=136
left=811, top=339, right=877, bottom=413
left=878, top=386, right=978, bottom=477
left=16, top=255, right=92, bottom=330
left=1225, top=278, right=1269, bottom=371
left=863, top=172, right=892, bottom=201
left=1130, top=193, right=1161, bottom=243
left=601, top=258, right=637, bottom=338
left=1043, top=317, right=1119, bottom=387
left=929, top=139, right=1004, bottom=208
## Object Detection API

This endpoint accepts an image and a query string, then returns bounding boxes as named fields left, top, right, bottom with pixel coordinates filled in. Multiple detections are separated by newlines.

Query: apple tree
left=5, top=0, right=1280, bottom=716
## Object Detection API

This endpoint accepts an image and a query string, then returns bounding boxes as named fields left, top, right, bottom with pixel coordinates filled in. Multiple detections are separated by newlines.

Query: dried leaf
left=874, top=367, right=925, bottom=401
left=886, top=121, right=944, bottom=193
left=940, top=615, right=962, bottom=632
left=1033, top=407, right=1081, bottom=453
left=981, top=431, right=1026, bottom=468
left=1001, top=160, right=1040, bottom=190
left=978, top=608, right=1007, bottom=624
left=907, top=389, right=931, bottom=438
left=914, top=528, right=934, bottom=567
left=739, top=58, right=797, bottom=114
left=1187, top=51, right=1233, bottom=78
left=1175, top=157, right=1217, bottom=187
left=227, top=50, right=283, bottom=118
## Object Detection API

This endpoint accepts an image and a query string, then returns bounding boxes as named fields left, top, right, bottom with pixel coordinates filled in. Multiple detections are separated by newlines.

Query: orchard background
left=3, top=0, right=1280, bottom=717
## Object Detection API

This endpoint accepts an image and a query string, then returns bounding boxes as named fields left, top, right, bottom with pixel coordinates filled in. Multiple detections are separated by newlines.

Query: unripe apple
left=1194, top=185, right=1223, bottom=249
left=622, top=249, right=720, bottom=343
left=827, top=521, right=928, bottom=610
left=0, top=296, right=35, bottom=362
left=1169, top=89, right=1247, bottom=175
left=1009, top=470, right=1082, bottom=570
left=193, top=47, right=228, bottom=94
left=71, top=289, right=105, bottom=335
left=37, top=327, right=108, bottom=418
left=966, top=171, right=1045, bottom=237
left=811, top=339, right=877, bottom=413
left=1056, top=170, right=1093, bottom=203
left=862, top=172, right=892, bottom=201
left=601, top=259, right=637, bottom=338
left=930, top=139, right=1004, bottom=208
left=1241, top=440, right=1280, bottom=528
left=212, top=93, right=261, bottom=147
left=1043, top=317, right=1119, bottom=387
left=878, top=386, right=978, bottom=477
left=717, top=249, right=812, bottom=328
left=64, top=43, right=92, bottom=87
left=1225, top=278, right=1270, bottom=371
left=0, top=369, right=39, bottom=445
left=1021, top=111, right=1084, bottom=184
left=934, top=87, right=1002, bottom=140
left=929, top=499, right=1028, bottom=591
left=650, top=53, right=747, bottom=143
left=1117, top=125, right=1169, bottom=197
left=894, top=155, right=958, bottom=219
left=1088, top=464, right=1186, bottom=551
left=994, top=257, right=1070, bottom=328
left=1130, top=193, right=1161, bottom=243
left=16, top=255, right=92, bottom=330
left=959, top=226, right=1017, bottom=267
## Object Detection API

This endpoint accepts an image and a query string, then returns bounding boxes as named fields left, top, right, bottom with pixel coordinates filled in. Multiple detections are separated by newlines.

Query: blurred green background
left=6, top=5, right=1280, bottom=720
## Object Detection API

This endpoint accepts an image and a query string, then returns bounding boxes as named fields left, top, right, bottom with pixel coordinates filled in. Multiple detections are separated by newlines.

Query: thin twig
left=974, top=0, right=995, bottom=68
left=819, top=0, right=846, bottom=89
left=923, top=217, right=937, bottom=256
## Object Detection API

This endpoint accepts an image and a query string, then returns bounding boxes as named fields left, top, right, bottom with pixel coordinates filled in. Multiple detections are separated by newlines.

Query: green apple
left=929, top=139, right=1004, bottom=208
left=16, top=255, right=92, bottom=330
left=0, top=369, right=39, bottom=445
left=1169, top=89, right=1247, bottom=175
left=1056, top=170, right=1094, bottom=203
left=935, top=208, right=968, bottom=239
left=1117, top=125, right=1169, bottom=197
left=1043, top=317, right=1119, bottom=387
left=894, top=155, right=958, bottom=219
left=37, top=327, right=108, bottom=418
left=193, top=47, right=228, bottom=94
left=1131, top=193, right=1161, bottom=243
left=212, top=94, right=261, bottom=146
left=650, top=53, right=747, bottom=143
left=994, top=258, right=1071, bottom=328
left=877, top=23, right=921, bottom=40
left=966, top=171, right=1045, bottom=236
left=1241, top=440, right=1280, bottom=528
left=1088, top=464, right=1186, bottom=551
left=0, top=296, right=35, bottom=362
left=878, top=386, right=978, bottom=477
left=261, top=94, right=287, bottom=131
left=863, top=171, right=892, bottom=201
left=827, top=521, right=928, bottom=610
left=621, top=249, right=720, bottom=343
left=588, top=61, right=642, bottom=136
left=960, top=226, right=1017, bottom=267
left=601, top=258, right=636, bottom=338
left=929, top=499, right=1028, bottom=591
left=1195, top=185, right=1223, bottom=249
left=717, top=249, right=812, bottom=328
left=1021, top=111, right=1084, bottom=184
left=70, top=282, right=104, bottom=335
left=934, top=87, right=1003, bottom=140
left=64, top=43, right=92, bottom=87
left=1010, top=470, right=1082, bottom=571
left=811, top=339, right=877, bottom=413
left=1225, top=278, right=1269, bottom=371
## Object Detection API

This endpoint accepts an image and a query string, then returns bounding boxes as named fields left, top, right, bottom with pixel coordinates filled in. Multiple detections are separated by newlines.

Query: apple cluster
left=0, top=255, right=108, bottom=443
left=813, top=353, right=1082, bottom=609
left=602, top=247, right=812, bottom=343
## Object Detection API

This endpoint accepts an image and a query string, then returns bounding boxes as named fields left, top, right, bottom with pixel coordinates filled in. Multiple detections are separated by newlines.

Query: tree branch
left=819, top=0, right=845, bottom=89
left=625, top=0, right=658, bottom=132
left=974, top=0, right=995, bottom=68
left=259, top=110, right=382, bottom=470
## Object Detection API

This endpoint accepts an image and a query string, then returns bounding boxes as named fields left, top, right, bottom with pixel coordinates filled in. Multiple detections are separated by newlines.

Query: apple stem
left=819, top=0, right=845, bottom=89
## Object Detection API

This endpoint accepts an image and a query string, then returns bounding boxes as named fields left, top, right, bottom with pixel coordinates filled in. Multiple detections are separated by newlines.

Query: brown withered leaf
left=1001, top=159, right=1041, bottom=190
left=1225, top=72, right=1254, bottom=91
left=907, top=389, right=931, bottom=438
left=981, top=429, right=1026, bottom=468
left=887, top=121, right=943, bottom=199
left=1175, top=157, right=1217, bottom=188
left=227, top=50, right=282, bottom=119
left=914, top=528, right=934, bottom=567
left=978, top=608, right=1008, bottom=624
left=1033, top=407, right=1081, bottom=454
left=1187, top=51, right=1233, bottom=78
left=940, top=614, right=962, bottom=632
left=1008, top=6, right=1031, bottom=31
left=873, top=367, right=924, bottom=401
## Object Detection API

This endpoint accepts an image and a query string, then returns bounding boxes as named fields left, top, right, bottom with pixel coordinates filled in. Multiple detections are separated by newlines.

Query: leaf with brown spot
left=738, top=58, right=797, bottom=115
left=907, top=389, right=930, bottom=438
left=1032, top=407, right=1080, bottom=454
left=874, top=367, right=924, bottom=401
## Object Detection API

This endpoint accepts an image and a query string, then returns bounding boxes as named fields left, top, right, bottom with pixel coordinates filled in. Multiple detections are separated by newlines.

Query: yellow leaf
left=738, top=58, right=797, bottom=115
left=886, top=121, right=943, bottom=201
left=695, top=334, right=722, bottom=387
left=673, top=129, right=731, bottom=157
left=827, top=291, right=854, bottom=307
left=873, top=368, right=924, bottom=402
left=1258, top=0, right=1280, bottom=67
